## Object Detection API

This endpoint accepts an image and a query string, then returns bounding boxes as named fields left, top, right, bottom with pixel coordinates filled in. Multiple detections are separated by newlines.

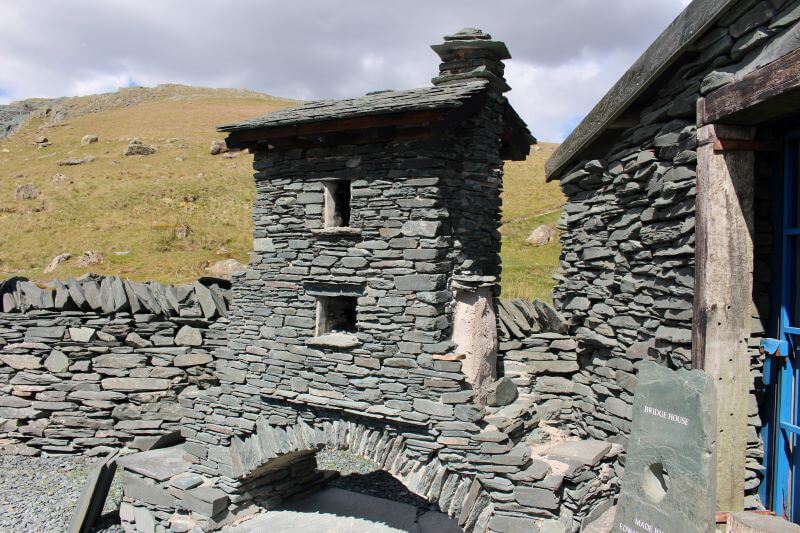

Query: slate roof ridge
left=218, top=79, right=490, bottom=133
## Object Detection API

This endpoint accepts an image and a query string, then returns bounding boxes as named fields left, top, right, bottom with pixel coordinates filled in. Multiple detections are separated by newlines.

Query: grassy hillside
left=500, top=143, right=564, bottom=301
left=0, top=85, right=564, bottom=301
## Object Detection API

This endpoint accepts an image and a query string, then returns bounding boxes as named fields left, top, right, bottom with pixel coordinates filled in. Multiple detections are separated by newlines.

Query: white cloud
left=72, top=72, right=138, bottom=97
left=0, top=0, right=690, bottom=142
left=507, top=54, right=637, bottom=142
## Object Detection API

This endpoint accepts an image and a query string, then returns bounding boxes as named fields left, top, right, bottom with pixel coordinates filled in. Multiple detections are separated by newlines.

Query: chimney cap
left=432, top=28, right=511, bottom=61
left=443, top=28, right=493, bottom=41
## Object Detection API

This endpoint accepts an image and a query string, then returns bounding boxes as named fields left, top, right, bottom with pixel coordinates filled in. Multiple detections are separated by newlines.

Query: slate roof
left=546, top=0, right=739, bottom=181
left=218, top=80, right=489, bottom=133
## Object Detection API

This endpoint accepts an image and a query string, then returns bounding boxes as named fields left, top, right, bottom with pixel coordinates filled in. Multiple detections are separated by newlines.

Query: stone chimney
left=431, top=28, right=511, bottom=92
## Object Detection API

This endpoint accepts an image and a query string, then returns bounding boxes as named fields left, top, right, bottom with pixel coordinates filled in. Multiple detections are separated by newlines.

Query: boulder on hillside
left=34, top=136, right=50, bottom=147
left=76, top=251, right=104, bottom=268
left=206, top=259, right=246, bottom=280
left=81, top=134, right=98, bottom=145
left=14, top=183, right=40, bottom=200
left=52, top=173, right=73, bottom=186
left=57, top=155, right=95, bottom=166
left=209, top=139, right=229, bottom=155
left=525, top=224, right=555, bottom=246
left=174, top=224, right=190, bottom=240
left=123, top=138, right=157, bottom=156
left=44, top=253, right=71, bottom=274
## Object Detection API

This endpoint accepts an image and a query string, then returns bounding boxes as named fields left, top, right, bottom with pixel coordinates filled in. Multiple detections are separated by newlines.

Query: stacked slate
left=0, top=275, right=228, bottom=455
left=495, top=299, right=568, bottom=341
left=496, top=300, right=582, bottom=435
left=0, top=274, right=230, bottom=319
left=549, top=0, right=800, bottom=507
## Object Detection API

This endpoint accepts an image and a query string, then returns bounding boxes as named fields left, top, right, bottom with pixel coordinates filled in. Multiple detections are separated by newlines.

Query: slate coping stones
left=613, top=361, right=716, bottom=533
left=117, top=444, right=192, bottom=482
left=546, top=440, right=612, bottom=467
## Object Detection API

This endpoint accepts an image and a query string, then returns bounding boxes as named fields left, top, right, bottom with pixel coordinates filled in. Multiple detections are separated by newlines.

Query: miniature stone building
left=111, top=30, right=619, bottom=533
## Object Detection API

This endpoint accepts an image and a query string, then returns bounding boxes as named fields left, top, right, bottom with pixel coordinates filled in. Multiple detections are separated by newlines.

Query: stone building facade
left=546, top=0, right=800, bottom=517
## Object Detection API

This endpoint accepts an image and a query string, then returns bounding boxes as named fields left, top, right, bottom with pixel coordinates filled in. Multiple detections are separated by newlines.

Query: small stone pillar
left=451, top=277, right=498, bottom=397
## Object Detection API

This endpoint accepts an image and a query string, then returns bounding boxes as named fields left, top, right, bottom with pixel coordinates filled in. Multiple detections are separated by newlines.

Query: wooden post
left=692, top=122, right=756, bottom=512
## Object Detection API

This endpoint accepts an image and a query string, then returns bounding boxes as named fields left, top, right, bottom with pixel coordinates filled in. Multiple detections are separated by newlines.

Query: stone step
left=117, top=443, right=192, bottom=482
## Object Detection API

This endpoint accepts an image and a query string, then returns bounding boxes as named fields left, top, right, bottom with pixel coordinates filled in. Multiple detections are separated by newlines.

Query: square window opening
left=323, top=180, right=351, bottom=228
left=316, top=296, right=358, bottom=335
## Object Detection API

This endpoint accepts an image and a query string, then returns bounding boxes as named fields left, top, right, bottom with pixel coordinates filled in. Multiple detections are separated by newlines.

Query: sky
left=0, top=0, right=693, bottom=142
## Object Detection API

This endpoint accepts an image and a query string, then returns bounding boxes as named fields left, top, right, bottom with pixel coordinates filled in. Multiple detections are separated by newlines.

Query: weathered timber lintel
left=712, top=139, right=779, bottom=153
left=699, top=46, right=800, bottom=126
left=225, top=110, right=449, bottom=150
left=696, top=135, right=778, bottom=154
left=695, top=117, right=779, bottom=152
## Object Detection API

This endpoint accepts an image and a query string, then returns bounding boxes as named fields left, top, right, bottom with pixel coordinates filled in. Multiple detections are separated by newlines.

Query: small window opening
left=316, top=296, right=358, bottom=334
left=323, top=180, right=351, bottom=228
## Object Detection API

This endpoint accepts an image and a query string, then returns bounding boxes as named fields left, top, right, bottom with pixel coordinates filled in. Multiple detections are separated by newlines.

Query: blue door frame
left=761, top=130, right=800, bottom=521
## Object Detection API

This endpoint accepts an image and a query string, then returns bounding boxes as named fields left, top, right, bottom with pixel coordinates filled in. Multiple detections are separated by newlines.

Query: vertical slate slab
left=68, top=449, right=120, bottom=533
left=613, top=361, right=716, bottom=533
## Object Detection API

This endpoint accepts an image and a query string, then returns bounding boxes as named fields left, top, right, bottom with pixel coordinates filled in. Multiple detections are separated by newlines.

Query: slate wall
left=0, top=275, right=229, bottom=454
left=552, top=0, right=800, bottom=508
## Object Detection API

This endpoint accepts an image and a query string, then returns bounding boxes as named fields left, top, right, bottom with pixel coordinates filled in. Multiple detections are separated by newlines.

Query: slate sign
left=613, top=361, right=716, bottom=533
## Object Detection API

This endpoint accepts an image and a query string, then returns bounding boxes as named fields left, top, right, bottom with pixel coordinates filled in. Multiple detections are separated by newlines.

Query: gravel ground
left=0, top=449, right=431, bottom=532
left=317, top=449, right=435, bottom=511
left=0, top=454, right=122, bottom=533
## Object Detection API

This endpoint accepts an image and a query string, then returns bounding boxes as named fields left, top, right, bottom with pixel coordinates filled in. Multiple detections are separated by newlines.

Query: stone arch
left=218, top=416, right=494, bottom=531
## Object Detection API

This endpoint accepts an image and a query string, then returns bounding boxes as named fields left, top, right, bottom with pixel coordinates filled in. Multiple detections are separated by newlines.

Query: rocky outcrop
left=0, top=101, right=49, bottom=139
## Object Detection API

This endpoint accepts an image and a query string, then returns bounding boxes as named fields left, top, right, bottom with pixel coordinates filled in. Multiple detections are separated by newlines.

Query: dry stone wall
left=0, top=275, right=230, bottom=454
left=552, top=0, right=800, bottom=508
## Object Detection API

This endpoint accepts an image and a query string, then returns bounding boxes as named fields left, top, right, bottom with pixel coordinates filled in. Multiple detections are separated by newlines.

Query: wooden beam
left=693, top=122, right=756, bottom=513
left=225, top=110, right=449, bottom=149
left=700, top=46, right=800, bottom=126
left=712, top=139, right=780, bottom=153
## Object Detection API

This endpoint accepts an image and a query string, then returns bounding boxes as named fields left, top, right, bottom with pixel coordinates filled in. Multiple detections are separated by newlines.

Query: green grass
left=0, top=88, right=293, bottom=283
left=0, top=86, right=564, bottom=301
left=499, top=143, right=565, bottom=301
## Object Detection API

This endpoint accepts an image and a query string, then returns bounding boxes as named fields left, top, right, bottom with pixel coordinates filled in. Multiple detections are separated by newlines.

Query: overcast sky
left=0, top=0, right=692, bottom=142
